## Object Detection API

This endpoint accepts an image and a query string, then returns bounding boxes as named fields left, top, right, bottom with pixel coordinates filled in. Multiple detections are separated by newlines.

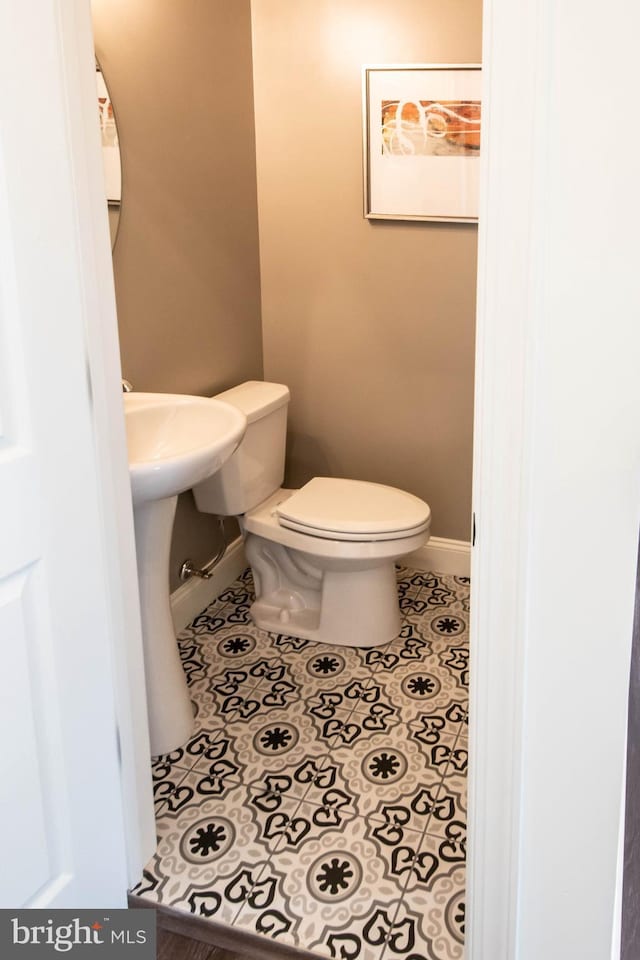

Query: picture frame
left=362, top=64, right=482, bottom=223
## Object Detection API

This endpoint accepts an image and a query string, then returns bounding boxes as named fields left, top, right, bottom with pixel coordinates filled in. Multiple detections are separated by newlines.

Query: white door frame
left=51, top=0, right=156, bottom=885
left=0, top=0, right=154, bottom=904
left=465, top=0, right=544, bottom=952
left=467, top=0, right=640, bottom=958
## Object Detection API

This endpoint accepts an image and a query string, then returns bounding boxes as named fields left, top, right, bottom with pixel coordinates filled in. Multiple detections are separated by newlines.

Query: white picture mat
left=365, top=66, right=481, bottom=221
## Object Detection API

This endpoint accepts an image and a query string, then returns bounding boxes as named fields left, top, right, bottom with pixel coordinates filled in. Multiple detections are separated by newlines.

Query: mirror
left=95, top=60, right=121, bottom=248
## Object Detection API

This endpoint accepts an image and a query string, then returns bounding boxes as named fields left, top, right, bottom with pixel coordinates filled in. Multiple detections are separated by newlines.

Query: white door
left=468, top=0, right=640, bottom=956
left=0, top=0, right=153, bottom=906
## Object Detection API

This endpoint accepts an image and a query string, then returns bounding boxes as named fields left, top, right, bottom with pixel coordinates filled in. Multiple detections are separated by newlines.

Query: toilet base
left=245, top=533, right=402, bottom=647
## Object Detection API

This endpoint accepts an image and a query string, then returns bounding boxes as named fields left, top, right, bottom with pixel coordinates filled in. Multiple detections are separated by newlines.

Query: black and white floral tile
left=133, top=566, right=470, bottom=960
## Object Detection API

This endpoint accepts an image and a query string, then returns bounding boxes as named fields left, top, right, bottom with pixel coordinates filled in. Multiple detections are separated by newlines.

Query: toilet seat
left=275, top=477, right=431, bottom=542
left=243, top=489, right=430, bottom=560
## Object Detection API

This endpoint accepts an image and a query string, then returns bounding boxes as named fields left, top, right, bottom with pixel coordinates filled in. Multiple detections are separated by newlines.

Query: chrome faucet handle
left=122, top=379, right=133, bottom=393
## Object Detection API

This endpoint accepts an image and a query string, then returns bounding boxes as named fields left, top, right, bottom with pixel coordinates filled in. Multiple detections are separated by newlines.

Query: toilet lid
left=276, top=477, right=431, bottom=541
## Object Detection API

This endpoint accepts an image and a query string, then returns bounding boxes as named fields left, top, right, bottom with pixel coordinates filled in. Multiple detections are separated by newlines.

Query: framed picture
left=362, top=64, right=482, bottom=223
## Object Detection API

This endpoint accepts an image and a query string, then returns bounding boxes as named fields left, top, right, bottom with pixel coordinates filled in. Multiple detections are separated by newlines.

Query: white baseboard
left=406, top=536, right=471, bottom=577
left=170, top=536, right=247, bottom=633
left=170, top=535, right=469, bottom=633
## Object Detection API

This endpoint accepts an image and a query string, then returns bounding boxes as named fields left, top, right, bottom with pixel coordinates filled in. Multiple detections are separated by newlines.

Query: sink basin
left=123, top=392, right=246, bottom=756
left=124, top=392, right=246, bottom=505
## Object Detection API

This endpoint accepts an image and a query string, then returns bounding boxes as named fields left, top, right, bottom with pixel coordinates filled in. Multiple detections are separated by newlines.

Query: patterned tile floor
left=132, top=566, right=470, bottom=960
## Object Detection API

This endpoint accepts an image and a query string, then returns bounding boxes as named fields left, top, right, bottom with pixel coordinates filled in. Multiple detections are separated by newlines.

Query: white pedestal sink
left=124, top=393, right=246, bottom=756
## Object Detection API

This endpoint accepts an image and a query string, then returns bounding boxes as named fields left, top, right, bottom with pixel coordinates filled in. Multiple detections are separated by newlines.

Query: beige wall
left=93, top=0, right=479, bottom=587
left=92, top=0, right=263, bottom=589
left=251, top=0, right=480, bottom=541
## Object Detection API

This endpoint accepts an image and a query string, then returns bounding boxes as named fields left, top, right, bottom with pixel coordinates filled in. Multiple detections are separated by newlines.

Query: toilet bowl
left=193, top=382, right=431, bottom=647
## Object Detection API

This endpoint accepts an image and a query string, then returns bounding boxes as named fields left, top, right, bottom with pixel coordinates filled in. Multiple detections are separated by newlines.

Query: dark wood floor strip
left=157, top=930, right=247, bottom=960
left=129, top=895, right=318, bottom=960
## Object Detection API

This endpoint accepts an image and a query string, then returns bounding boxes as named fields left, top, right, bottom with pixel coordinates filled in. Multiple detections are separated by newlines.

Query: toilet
left=193, top=381, right=431, bottom=647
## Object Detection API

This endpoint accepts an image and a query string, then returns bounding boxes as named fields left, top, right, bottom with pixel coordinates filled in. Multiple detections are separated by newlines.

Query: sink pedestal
left=133, top=495, right=194, bottom=756
left=123, top=391, right=247, bottom=757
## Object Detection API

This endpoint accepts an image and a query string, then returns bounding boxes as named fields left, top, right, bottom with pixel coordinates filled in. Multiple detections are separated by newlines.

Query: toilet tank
left=192, top=381, right=290, bottom=516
